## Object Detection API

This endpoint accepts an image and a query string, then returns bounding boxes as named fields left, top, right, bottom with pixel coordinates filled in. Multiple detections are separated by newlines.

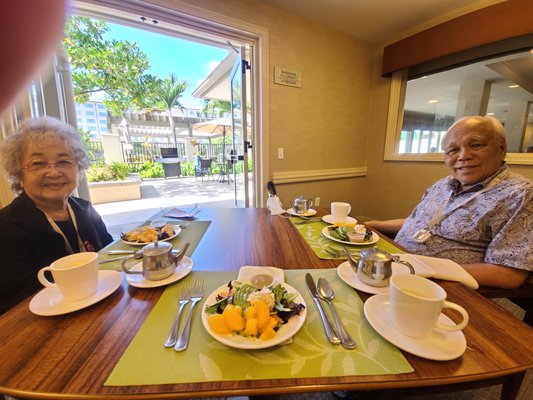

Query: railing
left=123, top=142, right=186, bottom=163
left=85, top=141, right=104, bottom=163
left=88, top=140, right=245, bottom=166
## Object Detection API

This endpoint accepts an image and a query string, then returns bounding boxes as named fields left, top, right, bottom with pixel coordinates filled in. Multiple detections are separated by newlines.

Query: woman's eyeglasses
left=23, top=159, right=78, bottom=174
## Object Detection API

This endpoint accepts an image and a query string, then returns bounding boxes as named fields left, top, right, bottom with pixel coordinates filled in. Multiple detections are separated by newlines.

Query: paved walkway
left=94, top=175, right=244, bottom=238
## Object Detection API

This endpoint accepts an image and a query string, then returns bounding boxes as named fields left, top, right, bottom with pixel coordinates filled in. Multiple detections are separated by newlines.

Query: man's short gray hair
left=0, top=116, right=90, bottom=193
left=442, top=115, right=506, bottom=148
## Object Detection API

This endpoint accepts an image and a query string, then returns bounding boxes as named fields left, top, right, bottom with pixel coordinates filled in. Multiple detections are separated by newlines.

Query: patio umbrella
left=192, top=117, right=233, bottom=164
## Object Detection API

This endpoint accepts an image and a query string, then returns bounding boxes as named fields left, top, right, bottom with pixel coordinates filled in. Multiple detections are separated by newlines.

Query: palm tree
left=154, top=74, right=189, bottom=147
left=202, top=99, right=231, bottom=118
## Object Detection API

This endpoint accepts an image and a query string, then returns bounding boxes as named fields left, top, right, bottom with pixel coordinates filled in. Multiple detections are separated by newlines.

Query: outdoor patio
left=94, top=175, right=245, bottom=238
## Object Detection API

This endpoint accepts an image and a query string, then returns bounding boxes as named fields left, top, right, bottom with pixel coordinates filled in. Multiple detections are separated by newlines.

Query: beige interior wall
left=175, top=0, right=372, bottom=211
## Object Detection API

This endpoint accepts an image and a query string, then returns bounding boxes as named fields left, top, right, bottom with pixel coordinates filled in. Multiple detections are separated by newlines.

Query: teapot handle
left=392, top=257, right=415, bottom=275
left=121, top=255, right=143, bottom=275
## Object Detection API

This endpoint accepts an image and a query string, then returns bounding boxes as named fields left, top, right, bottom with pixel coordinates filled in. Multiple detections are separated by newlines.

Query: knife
left=305, top=273, right=341, bottom=344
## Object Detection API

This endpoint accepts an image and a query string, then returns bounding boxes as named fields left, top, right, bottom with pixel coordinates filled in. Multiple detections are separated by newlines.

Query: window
left=385, top=50, right=533, bottom=164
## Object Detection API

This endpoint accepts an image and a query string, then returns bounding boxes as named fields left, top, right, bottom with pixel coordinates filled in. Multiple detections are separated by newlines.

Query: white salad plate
left=337, top=261, right=434, bottom=295
left=125, top=256, right=193, bottom=288
left=364, top=294, right=467, bottom=361
left=321, top=215, right=358, bottom=225
left=202, top=282, right=307, bottom=349
left=121, top=225, right=181, bottom=246
left=29, top=270, right=123, bottom=316
left=286, top=208, right=317, bottom=217
left=322, top=226, right=379, bottom=246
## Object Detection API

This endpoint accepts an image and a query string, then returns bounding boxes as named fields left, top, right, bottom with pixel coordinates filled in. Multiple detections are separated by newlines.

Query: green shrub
left=86, top=161, right=131, bottom=182
left=109, top=161, right=131, bottom=180
left=138, top=161, right=164, bottom=179
left=180, top=161, right=195, bottom=177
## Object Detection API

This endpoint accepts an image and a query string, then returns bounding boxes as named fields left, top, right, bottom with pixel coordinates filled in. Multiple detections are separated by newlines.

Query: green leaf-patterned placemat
left=291, top=218, right=404, bottom=259
left=98, top=220, right=210, bottom=270
left=105, top=268, right=413, bottom=386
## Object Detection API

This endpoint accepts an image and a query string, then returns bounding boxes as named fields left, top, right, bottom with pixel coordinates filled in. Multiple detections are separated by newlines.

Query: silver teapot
left=352, top=246, right=415, bottom=287
left=122, top=241, right=180, bottom=281
left=290, top=195, right=313, bottom=214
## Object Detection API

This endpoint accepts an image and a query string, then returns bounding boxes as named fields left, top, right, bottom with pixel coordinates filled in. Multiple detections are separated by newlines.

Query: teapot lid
left=142, top=240, right=172, bottom=256
left=359, top=246, right=392, bottom=261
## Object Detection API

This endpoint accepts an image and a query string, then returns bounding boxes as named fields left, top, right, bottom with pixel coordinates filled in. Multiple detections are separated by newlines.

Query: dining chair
left=477, top=277, right=533, bottom=327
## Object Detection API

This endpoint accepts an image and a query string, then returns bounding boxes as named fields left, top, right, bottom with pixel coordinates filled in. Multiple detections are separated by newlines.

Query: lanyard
left=39, top=202, right=86, bottom=254
left=428, top=169, right=507, bottom=229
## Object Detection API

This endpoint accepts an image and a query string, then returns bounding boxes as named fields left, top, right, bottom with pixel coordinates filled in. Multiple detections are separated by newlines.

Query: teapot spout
left=342, top=246, right=360, bottom=270
left=173, top=242, right=190, bottom=265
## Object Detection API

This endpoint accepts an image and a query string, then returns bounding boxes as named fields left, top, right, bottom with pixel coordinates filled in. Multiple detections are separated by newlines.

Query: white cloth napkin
left=266, top=194, right=286, bottom=215
left=393, top=253, right=479, bottom=289
left=237, top=266, right=285, bottom=284
left=163, top=207, right=199, bottom=219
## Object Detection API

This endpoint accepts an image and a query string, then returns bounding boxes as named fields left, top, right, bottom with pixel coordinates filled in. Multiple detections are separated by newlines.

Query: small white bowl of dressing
left=250, top=270, right=275, bottom=289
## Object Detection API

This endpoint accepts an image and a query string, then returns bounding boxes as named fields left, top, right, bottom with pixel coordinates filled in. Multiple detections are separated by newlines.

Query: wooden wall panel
left=382, top=0, right=533, bottom=76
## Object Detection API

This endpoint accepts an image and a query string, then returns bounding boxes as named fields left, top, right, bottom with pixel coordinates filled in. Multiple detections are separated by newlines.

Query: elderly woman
left=0, top=116, right=112, bottom=314
left=367, top=116, right=533, bottom=289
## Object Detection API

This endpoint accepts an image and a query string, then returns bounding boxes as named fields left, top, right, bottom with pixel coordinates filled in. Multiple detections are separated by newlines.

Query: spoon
left=317, top=278, right=357, bottom=349
left=99, top=250, right=143, bottom=264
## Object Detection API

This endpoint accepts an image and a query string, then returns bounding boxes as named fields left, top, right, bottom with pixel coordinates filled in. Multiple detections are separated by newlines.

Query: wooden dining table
left=0, top=207, right=532, bottom=400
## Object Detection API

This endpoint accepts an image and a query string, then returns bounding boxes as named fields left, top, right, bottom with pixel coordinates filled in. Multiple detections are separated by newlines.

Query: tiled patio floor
left=94, top=175, right=243, bottom=238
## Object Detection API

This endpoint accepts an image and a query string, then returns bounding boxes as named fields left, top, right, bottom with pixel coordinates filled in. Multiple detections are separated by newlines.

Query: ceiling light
left=428, top=99, right=438, bottom=104
left=508, top=84, right=519, bottom=88
left=487, top=112, right=494, bottom=116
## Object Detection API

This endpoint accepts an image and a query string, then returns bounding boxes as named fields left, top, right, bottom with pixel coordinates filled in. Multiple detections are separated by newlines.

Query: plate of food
left=322, top=223, right=379, bottom=246
left=286, top=208, right=317, bottom=217
left=202, top=280, right=307, bottom=349
left=120, top=224, right=181, bottom=245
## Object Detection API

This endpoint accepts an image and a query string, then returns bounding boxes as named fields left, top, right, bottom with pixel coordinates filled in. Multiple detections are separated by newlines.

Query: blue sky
left=103, top=22, right=230, bottom=109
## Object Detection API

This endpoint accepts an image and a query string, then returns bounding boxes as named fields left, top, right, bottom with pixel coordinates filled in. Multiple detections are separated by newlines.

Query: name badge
left=413, top=228, right=432, bottom=243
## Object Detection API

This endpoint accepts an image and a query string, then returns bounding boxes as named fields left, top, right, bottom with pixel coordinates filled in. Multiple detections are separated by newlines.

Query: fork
left=174, top=279, right=204, bottom=352
left=324, top=246, right=360, bottom=258
left=164, top=283, right=191, bottom=347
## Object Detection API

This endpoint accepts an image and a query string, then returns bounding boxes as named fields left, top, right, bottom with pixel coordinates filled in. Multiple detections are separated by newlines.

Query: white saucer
left=322, top=215, right=357, bottom=224
left=337, top=261, right=434, bottom=295
left=364, top=294, right=467, bottom=361
left=125, top=256, right=193, bottom=288
left=286, top=208, right=317, bottom=217
left=29, top=270, right=123, bottom=316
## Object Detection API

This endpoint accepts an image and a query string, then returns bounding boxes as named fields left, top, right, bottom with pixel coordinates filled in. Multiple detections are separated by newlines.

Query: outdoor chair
left=195, top=158, right=214, bottom=182
left=217, top=159, right=233, bottom=184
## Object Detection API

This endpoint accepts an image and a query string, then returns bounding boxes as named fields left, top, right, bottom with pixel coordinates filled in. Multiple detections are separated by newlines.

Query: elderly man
left=367, top=116, right=532, bottom=289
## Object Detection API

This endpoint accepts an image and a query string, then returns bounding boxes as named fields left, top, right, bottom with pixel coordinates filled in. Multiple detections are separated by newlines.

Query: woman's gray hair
left=0, top=116, right=90, bottom=193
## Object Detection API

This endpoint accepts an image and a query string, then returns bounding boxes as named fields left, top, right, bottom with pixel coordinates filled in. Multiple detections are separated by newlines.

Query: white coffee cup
left=331, top=202, right=351, bottom=223
left=389, top=274, right=469, bottom=339
left=37, top=252, right=99, bottom=302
